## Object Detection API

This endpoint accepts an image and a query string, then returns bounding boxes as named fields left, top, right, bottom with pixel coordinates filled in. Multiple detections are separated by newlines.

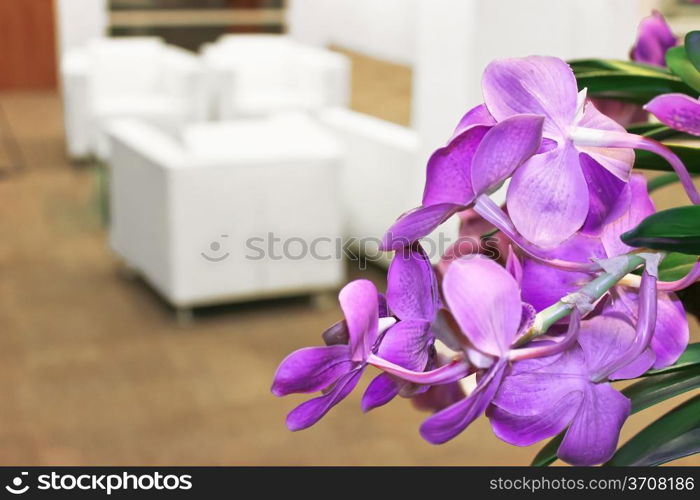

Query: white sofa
left=62, top=37, right=206, bottom=160
left=201, top=34, right=350, bottom=120
left=107, top=113, right=344, bottom=312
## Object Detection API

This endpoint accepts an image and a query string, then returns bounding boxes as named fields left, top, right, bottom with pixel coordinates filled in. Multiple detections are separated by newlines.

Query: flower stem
left=513, top=253, right=646, bottom=347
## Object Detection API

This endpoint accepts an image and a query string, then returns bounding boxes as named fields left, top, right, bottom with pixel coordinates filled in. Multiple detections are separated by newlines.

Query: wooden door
left=0, top=0, right=57, bottom=90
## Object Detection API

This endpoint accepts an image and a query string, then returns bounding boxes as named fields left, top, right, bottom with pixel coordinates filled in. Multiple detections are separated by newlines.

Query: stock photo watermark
left=201, top=232, right=503, bottom=268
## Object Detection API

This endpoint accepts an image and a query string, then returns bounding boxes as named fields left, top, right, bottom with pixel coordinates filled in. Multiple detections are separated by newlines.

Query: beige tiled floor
left=0, top=58, right=698, bottom=465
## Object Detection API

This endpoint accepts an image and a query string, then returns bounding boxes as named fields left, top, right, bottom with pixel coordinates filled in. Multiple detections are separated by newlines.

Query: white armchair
left=202, top=34, right=350, bottom=120
left=106, top=114, right=344, bottom=311
left=61, top=37, right=206, bottom=160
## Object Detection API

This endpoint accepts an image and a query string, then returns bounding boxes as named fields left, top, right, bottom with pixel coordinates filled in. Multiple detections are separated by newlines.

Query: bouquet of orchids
left=272, top=12, right=700, bottom=466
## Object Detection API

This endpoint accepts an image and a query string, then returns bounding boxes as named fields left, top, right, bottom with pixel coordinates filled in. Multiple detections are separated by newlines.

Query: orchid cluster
left=273, top=12, right=700, bottom=466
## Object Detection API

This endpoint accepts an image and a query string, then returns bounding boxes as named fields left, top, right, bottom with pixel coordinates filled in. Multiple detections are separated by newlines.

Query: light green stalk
left=513, top=254, right=646, bottom=347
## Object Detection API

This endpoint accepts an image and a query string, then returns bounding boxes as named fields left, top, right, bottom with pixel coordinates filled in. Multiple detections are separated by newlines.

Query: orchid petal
left=520, top=233, right=603, bottom=312
left=423, top=126, right=490, bottom=206
left=590, top=98, right=647, bottom=128
left=493, top=348, right=587, bottom=416
left=631, top=10, right=677, bottom=67
left=322, top=319, right=349, bottom=346
left=651, top=292, right=690, bottom=369
left=271, top=345, right=352, bottom=396
left=579, top=314, right=655, bottom=380
left=387, top=245, right=438, bottom=321
left=451, top=104, right=496, bottom=140
left=601, top=174, right=655, bottom=257
left=361, top=373, right=400, bottom=412
left=470, top=114, right=544, bottom=195
left=507, top=144, right=589, bottom=247
left=505, top=247, right=523, bottom=285
left=413, top=381, right=466, bottom=413
left=579, top=154, right=627, bottom=235
left=482, top=56, right=578, bottom=137
left=489, top=391, right=583, bottom=447
left=577, top=100, right=635, bottom=181
left=339, top=280, right=379, bottom=362
left=645, top=93, right=700, bottom=136
left=557, top=384, right=630, bottom=466
left=376, top=320, right=433, bottom=372
left=442, top=256, right=522, bottom=357
left=382, top=203, right=462, bottom=250
left=285, top=368, right=363, bottom=431
left=420, top=361, right=507, bottom=444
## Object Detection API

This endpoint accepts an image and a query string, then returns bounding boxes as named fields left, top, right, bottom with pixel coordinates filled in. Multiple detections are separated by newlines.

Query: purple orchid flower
left=410, top=256, right=580, bottom=444
left=489, top=261, right=660, bottom=466
left=480, top=56, right=636, bottom=247
left=631, top=10, right=677, bottom=67
left=271, top=279, right=394, bottom=430
left=272, top=244, right=442, bottom=428
left=361, top=244, right=439, bottom=411
left=518, top=175, right=689, bottom=370
left=381, top=106, right=543, bottom=250
left=645, top=93, right=700, bottom=136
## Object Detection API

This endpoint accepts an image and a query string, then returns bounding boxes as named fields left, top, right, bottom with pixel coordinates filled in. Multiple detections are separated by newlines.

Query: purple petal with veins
left=420, top=360, right=507, bottom=444
left=382, top=203, right=463, bottom=250
left=579, top=153, right=627, bottom=235
left=387, top=245, right=438, bottom=321
left=469, top=114, right=543, bottom=195
left=645, top=93, right=700, bottom=136
left=482, top=56, right=578, bottom=138
left=423, top=126, right=490, bottom=206
left=286, top=368, right=364, bottom=431
left=442, top=256, right=522, bottom=357
left=339, top=279, right=379, bottom=362
left=507, top=145, right=589, bottom=247
left=602, top=174, right=655, bottom=257
left=576, top=99, right=634, bottom=181
left=450, top=103, right=496, bottom=140
left=631, top=10, right=677, bottom=67
left=361, top=373, right=400, bottom=412
left=556, top=383, right=630, bottom=466
left=271, top=345, right=352, bottom=396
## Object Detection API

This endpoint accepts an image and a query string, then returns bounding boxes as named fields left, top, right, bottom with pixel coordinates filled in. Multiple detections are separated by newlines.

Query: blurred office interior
left=0, top=0, right=698, bottom=465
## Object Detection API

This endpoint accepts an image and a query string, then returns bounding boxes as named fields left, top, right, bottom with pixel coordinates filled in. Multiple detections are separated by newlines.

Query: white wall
left=412, top=0, right=646, bottom=150
left=287, top=0, right=417, bottom=66
left=55, top=0, right=108, bottom=56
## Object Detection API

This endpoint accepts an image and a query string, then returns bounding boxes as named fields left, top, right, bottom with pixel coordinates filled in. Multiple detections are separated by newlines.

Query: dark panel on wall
left=0, top=0, right=57, bottom=90
left=110, top=1, right=283, bottom=10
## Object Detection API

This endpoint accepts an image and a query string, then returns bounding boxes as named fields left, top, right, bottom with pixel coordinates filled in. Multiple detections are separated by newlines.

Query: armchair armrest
left=61, top=49, right=90, bottom=158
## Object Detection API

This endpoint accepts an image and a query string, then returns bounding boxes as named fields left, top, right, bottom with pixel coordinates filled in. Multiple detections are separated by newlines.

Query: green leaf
left=531, top=434, right=563, bottom=467
left=633, top=142, right=700, bottom=173
left=531, top=346, right=700, bottom=466
left=625, top=366, right=700, bottom=413
left=666, top=45, right=700, bottom=94
left=645, top=343, right=700, bottom=376
left=626, top=123, right=685, bottom=141
left=621, top=206, right=700, bottom=254
left=569, top=59, right=678, bottom=77
left=627, top=122, right=668, bottom=135
left=659, top=252, right=699, bottom=281
left=606, top=395, right=700, bottom=466
left=574, top=71, right=696, bottom=104
left=684, top=31, right=700, bottom=73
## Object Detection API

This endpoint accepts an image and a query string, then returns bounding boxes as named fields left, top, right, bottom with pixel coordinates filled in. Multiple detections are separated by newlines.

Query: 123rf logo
left=5, top=471, right=192, bottom=495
